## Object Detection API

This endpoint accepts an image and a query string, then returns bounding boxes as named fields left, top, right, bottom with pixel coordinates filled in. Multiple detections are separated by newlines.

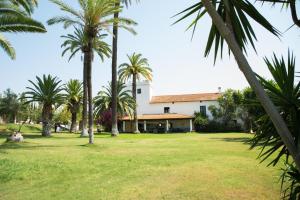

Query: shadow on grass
left=0, top=141, right=63, bottom=154
left=211, top=137, right=251, bottom=144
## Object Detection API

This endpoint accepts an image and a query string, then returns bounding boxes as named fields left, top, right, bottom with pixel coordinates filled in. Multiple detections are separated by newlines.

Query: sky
left=1, top=0, right=300, bottom=96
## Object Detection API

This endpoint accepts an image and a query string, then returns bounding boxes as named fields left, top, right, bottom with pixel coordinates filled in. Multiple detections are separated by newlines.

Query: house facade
left=120, top=81, right=221, bottom=133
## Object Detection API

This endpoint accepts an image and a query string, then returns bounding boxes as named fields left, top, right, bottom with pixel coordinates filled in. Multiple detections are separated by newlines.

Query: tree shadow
left=210, top=137, right=251, bottom=144
left=0, top=141, right=63, bottom=154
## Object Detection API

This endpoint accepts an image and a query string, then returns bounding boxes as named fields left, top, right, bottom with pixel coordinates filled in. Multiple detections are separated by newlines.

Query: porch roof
left=121, top=113, right=194, bottom=121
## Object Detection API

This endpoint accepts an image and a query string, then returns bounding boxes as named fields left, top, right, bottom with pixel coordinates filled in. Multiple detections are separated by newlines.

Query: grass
left=0, top=124, right=282, bottom=200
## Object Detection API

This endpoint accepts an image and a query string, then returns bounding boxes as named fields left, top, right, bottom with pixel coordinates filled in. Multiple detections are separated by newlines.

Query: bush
left=195, top=120, right=242, bottom=133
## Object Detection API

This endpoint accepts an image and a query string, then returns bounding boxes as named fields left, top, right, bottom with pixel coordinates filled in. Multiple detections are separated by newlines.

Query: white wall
left=137, top=101, right=218, bottom=119
left=126, top=81, right=219, bottom=119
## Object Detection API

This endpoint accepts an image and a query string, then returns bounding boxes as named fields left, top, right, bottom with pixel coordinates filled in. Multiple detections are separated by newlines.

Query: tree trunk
left=87, top=39, right=94, bottom=144
left=132, top=74, right=139, bottom=133
left=201, top=0, right=300, bottom=170
left=81, top=54, right=88, bottom=137
left=70, top=111, right=77, bottom=133
left=42, top=104, right=52, bottom=137
left=111, top=2, right=120, bottom=137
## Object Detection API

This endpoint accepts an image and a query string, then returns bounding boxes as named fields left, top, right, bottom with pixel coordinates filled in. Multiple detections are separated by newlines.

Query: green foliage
left=0, top=89, right=21, bottom=122
left=61, top=27, right=111, bottom=61
left=53, top=105, right=71, bottom=124
left=194, top=111, right=209, bottom=127
left=208, top=89, right=240, bottom=125
left=118, top=53, right=153, bottom=82
left=0, top=0, right=46, bottom=59
left=280, top=162, right=300, bottom=200
left=173, top=0, right=279, bottom=62
left=47, top=0, right=136, bottom=35
left=23, top=74, right=64, bottom=106
left=250, top=52, right=300, bottom=167
left=94, top=81, right=135, bottom=118
left=64, top=79, right=82, bottom=116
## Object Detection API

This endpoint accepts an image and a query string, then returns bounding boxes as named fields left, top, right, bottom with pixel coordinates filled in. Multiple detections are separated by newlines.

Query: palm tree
left=111, top=0, right=138, bottom=137
left=175, top=0, right=300, bottom=169
left=61, top=27, right=111, bottom=137
left=23, top=75, right=64, bottom=136
left=94, top=81, right=135, bottom=119
left=64, top=79, right=83, bottom=133
left=119, top=53, right=152, bottom=133
left=48, top=0, right=129, bottom=143
left=0, top=0, right=46, bottom=59
left=250, top=52, right=300, bottom=166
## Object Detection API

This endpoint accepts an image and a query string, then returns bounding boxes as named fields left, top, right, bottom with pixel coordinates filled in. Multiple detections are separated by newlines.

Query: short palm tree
left=61, top=27, right=111, bottom=137
left=119, top=53, right=152, bottom=133
left=48, top=0, right=135, bottom=144
left=94, top=81, right=135, bottom=120
left=0, top=0, right=46, bottom=59
left=23, top=74, right=64, bottom=136
left=64, top=79, right=83, bottom=133
left=251, top=52, right=300, bottom=166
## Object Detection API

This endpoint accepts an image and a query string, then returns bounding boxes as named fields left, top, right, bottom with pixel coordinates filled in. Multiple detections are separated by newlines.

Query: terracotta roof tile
left=150, top=93, right=221, bottom=104
left=121, top=114, right=194, bottom=121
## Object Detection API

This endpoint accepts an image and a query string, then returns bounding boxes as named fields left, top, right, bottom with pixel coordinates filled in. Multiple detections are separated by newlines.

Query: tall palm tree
left=0, top=0, right=46, bottom=59
left=48, top=0, right=132, bottom=143
left=64, top=79, right=83, bottom=133
left=61, top=27, right=111, bottom=137
left=119, top=53, right=152, bottom=133
left=111, top=0, right=138, bottom=137
left=175, top=0, right=300, bottom=169
left=94, top=80, right=135, bottom=119
left=23, top=75, right=64, bottom=136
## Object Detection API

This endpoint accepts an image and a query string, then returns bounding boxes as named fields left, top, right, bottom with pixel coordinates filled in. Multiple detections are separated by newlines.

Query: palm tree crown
left=94, top=81, right=135, bottom=118
left=119, top=53, right=153, bottom=82
left=0, top=0, right=46, bottom=59
left=61, top=27, right=111, bottom=61
left=174, top=0, right=279, bottom=62
left=24, top=74, right=64, bottom=106
left=64, top=79, right=83, bottom=112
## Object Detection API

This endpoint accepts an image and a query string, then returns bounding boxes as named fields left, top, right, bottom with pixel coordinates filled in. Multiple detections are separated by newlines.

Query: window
left=137, top=88, right=142, bottom=94
left=164, top=107, right=170, bottom=113
left=200, top=106, right=207, bottom=117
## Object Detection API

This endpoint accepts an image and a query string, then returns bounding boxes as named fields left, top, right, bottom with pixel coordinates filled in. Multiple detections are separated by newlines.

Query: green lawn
left=0, top=126, right=281, bottom=200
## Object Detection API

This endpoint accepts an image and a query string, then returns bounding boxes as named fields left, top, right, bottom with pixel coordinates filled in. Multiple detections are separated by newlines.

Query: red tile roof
left=150, top=93, right=221, bottom=104
left=121, top=114, right=194, bottom=121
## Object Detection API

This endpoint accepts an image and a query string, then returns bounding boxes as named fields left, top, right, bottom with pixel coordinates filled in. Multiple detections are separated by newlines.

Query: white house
left=120, top=81, right=221, bottom=133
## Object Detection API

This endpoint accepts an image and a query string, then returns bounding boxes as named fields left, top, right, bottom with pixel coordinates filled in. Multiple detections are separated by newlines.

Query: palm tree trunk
left=81, top=55, right=88, bottom=137
left=70, top=112, right=77, bottom=133
left=111, top=1, right=120, bottom=137
left=87, top=39, right=94, bottom=144
left=201, top=0, right=300, bottom=170
left=42, top=104, right=52, bottom=137
left=132, top=74, right=139, bottom=133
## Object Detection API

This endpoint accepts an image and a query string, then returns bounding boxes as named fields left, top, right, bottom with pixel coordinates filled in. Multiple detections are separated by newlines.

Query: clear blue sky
left=1, top=0, right=299, bottom=96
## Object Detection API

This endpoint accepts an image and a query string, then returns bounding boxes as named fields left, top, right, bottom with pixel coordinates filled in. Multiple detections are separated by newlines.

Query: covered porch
left=120, top=114, right=194, bottom=133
